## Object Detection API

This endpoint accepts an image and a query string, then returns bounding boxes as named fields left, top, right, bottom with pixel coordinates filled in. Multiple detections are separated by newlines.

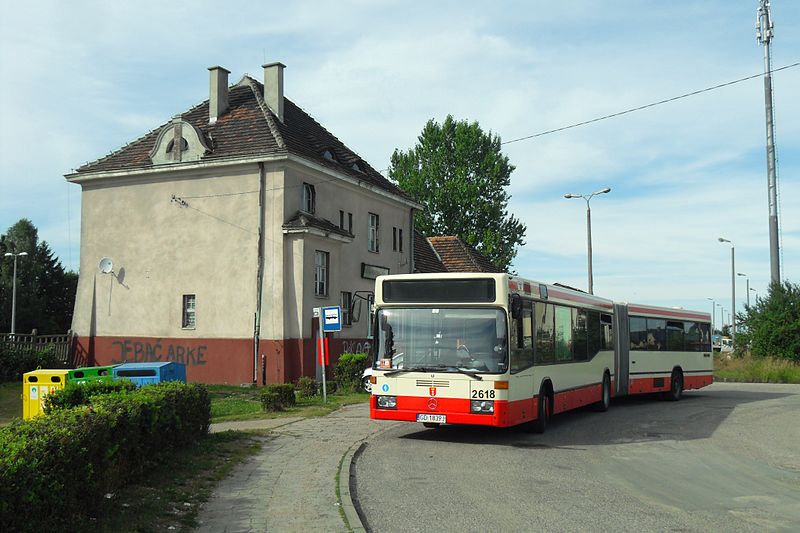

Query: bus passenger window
left=573, top=309, right=589, bottom=361
left=535, top=303, right=555, bottom=363
left=647, top=319, right=666, bottom=351
left=555, top=306, right=573, bottom=361
left=629, top=317, right=647, bottom=350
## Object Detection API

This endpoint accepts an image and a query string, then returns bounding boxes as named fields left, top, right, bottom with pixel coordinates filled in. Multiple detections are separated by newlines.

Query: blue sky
left=1, top=0, right=798, bottom=324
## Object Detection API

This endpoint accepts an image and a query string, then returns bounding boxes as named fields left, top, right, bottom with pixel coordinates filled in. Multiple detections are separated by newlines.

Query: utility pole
left=757, top=0, right=780, bottom=284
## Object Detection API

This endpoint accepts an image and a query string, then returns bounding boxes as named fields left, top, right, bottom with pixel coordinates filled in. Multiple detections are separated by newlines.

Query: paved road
left=353, top=383, right=800, bottom=532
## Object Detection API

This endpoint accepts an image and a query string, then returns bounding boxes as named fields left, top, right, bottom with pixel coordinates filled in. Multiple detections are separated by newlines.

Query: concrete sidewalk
left=195, top=403, right=396, bottom=532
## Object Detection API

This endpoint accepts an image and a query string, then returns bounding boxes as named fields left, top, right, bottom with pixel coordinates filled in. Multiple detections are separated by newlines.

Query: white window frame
left=368, top=212, right=380, bottom=253
left=314, top=250, right=329, bottom=297
left=182, top=294, right=196, bottom=329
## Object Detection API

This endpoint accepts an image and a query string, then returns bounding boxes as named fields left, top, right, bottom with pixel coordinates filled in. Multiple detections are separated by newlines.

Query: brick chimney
left=262, top=62, right=286, bottom=122
left=208, top=66, right=230, bottom=123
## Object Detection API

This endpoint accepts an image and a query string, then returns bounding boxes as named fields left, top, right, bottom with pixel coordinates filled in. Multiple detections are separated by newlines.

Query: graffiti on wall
left=111, top=339, right=208, bottom=366
left=342, top=340, right=372, bottom=355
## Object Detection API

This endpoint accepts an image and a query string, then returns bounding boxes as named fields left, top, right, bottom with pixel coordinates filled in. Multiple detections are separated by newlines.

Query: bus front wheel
left=531, top=388, right=550, bottom=434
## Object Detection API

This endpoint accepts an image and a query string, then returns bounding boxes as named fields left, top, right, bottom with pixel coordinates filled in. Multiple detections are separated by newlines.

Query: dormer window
left=302, top=183, right=316, bottom=214
left=166, top=138, right=189, bottom=154
left=323, top=150, right=335, bottom=161
left=351, top=162, right=361, bottom=172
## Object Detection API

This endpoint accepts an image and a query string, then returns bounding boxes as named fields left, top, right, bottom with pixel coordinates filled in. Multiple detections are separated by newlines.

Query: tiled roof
left=74, top=76, right=410, bottom=202
left=413, top=229, right=446, bottom=273
left=426, top=236, right=502, bottom=273
left=283, top=211, right=354, bottom=240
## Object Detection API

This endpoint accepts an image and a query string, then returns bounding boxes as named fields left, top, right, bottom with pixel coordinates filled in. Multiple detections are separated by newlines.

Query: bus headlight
left=376, top=395, right=397, bottom=409
left=470, top=400, right=494, bottom=414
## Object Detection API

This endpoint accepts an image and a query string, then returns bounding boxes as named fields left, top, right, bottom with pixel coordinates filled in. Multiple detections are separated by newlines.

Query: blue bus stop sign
left=322, top=306, right=342, bottom=332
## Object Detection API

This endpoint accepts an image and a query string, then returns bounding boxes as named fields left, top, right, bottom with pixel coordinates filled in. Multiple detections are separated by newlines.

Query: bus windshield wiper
left=384, top=366, right=437, bottom=377
left=450, top=367, right=483, bottom=380
left=383, top=365, right=482, bottom=380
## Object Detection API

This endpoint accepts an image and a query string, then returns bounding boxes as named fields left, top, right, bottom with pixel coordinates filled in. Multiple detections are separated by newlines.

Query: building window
left=341, top=291, right=352, bottom=326
left=392, top=227, right=404, bottom=252
left=315, top=250, right=329, bottom=297
left=339, top=211, right=354, bottom=233
left=182, top=294, right=196, bottom=329
left=302, top=183, right=316, bottom=214
left=368, top=213, right=380, bottom=252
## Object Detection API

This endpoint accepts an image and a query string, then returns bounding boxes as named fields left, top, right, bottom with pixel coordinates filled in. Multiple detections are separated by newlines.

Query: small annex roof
left=413, top=232, right=502, bottom=274
left=70, top=75, right=412, bottom=203
left=282, top=211, right=354, bottom=241
left=413, top=229, right=446, bottom=273
left=426, top=235, right=503, bottom=274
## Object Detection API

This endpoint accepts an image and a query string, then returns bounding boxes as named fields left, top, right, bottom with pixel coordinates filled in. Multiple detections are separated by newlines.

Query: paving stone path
left=196, top=403, right=396, bottom=532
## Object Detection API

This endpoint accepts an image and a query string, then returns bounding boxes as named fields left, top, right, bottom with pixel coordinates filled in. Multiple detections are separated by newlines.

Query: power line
left=501, top=61, right=800, bottom=145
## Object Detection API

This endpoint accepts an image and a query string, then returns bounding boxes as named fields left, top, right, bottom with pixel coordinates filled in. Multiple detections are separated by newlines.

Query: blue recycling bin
left=112, top=362, right=187, bottom=387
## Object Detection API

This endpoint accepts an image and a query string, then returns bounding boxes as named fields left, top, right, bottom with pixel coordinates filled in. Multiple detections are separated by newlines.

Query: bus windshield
left=375, top=308, right=508, bottom=374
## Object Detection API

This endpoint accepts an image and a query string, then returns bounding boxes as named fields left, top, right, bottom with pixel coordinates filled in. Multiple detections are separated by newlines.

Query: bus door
left=510, top=300, right=535, bottom=399
left=613, top=303, right=630, bottom=396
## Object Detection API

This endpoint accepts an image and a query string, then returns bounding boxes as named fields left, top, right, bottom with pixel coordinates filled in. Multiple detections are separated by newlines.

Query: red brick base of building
left=72, top=335, right=373, bottom=385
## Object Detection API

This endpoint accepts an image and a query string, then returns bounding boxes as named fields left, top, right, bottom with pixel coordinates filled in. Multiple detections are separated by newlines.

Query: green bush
left=43, top=379, right=136, bottom=413
left=0, top=382, right=210, bottom=531
left=296, top=376, right=318, bottom=399
left=260, top=391, right=282, bottom=412
left=260, top=384, right=296, bottom=412
left=0, top=344, right=60, bottom=382
left=335, top=352, right=368, bottom=393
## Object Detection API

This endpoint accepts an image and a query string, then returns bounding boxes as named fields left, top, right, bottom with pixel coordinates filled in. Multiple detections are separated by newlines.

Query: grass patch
left=0, top=382, right=21, bottom=425
left=95, top=429, right=265, bottom=532
left=209, top=385, right=368, bottom=423
left=714, top=354, right=800, bottom=383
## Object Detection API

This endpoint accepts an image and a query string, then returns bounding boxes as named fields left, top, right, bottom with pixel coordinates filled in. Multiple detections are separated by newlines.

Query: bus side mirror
left=510, top=294, right=523, bottom=319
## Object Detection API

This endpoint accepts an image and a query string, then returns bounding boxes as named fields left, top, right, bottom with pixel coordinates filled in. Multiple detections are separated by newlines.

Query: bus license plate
left=416, top=414, right=446, bottom=423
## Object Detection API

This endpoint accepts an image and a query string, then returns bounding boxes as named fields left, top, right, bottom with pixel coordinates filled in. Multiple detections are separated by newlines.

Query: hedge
left=335, top=352, right=368, bottom=392
left=260, top=384, right=296, bottom=412
left=0, top=381, right=210, bottom=532
left=43, top=379, right=137, bottom=412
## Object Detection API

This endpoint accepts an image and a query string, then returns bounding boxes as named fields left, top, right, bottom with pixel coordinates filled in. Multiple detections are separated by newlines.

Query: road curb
left=339, top=441, right=367, bottom=532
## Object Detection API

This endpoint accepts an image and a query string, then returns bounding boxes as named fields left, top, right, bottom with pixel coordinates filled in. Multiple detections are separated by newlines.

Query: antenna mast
left=757, top=0, right=780, bottom=284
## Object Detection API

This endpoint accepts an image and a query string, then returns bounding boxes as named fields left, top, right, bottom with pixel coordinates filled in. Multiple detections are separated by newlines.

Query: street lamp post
left=718, top=238, right=736, bottom=341
left=564, top=187, right=611, bottom=295
left=737, top=273, right=750, bottom=308
left=706, top=297, right=715, bottom=333
left=3, top=251, right=29, bottom=335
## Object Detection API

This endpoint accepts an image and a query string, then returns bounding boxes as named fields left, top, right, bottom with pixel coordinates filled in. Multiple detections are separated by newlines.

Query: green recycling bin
left=67, top=365, right=119, bottom=385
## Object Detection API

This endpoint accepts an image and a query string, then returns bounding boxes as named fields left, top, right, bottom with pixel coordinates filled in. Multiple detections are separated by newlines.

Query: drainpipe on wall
left=253, top=162, right=267, bottom=383
left=409, top=209, right=416, bottom=273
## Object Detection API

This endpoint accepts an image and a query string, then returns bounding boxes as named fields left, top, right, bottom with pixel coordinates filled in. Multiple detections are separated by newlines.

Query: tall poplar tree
left=389, top=115, right=526, bottom=271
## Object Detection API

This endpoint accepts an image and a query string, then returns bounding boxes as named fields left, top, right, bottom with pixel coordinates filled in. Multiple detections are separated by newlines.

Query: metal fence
left=0, top=331, right=74, bottom=366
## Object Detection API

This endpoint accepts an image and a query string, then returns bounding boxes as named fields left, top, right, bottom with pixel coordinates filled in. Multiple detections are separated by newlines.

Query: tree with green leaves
left=735, top=280, right=800, bottom=361
left=389, top=115, right=526, bottom=272
left=0, top=219, right=77, bottom=334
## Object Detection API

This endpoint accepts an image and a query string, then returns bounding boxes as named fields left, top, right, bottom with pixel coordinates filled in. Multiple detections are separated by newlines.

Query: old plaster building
left=67, top=63, right=419, bottom=384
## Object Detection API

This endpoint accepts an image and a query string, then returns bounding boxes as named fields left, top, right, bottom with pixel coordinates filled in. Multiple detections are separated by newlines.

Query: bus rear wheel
left=531, top=388, right=550, bottom=434
left=664, top=370, right=683, bottom=401
left=594, top=373, right=611, bottom=412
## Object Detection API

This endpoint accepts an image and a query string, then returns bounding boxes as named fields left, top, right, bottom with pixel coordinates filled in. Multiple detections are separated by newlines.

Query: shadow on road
left=398, top=386, right=794, bottom=448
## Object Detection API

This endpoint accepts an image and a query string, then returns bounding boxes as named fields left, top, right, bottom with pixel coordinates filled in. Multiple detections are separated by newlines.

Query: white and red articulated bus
left=368, top=273, right=713, bottom=432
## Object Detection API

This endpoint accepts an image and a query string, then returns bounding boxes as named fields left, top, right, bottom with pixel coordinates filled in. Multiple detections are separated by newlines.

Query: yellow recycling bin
left=23, top=369, right=70, bottom=419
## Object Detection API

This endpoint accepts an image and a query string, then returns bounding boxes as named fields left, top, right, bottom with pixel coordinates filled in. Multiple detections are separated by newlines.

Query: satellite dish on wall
left=98, top=257, right=114, bottom=274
